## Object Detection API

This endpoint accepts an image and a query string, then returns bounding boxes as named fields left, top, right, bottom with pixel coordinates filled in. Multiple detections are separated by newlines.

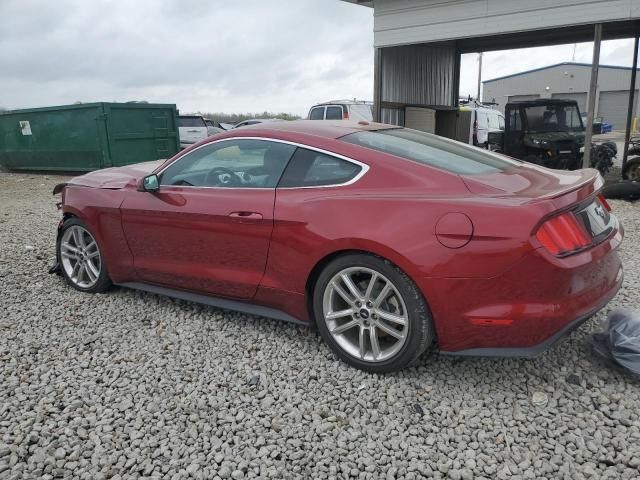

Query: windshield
left=341, top=128, right=521, bottom=175
left=523, top=104, right=584, bottom=133
left=178, top=116, right=206, bottom=127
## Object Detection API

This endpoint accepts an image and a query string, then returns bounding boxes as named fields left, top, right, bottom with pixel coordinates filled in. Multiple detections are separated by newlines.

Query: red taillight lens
left=343, top=110, right=349, bottom=120
left=598, top=194, right=612, bottom=212
left=535, top=212, right=591, bottom=256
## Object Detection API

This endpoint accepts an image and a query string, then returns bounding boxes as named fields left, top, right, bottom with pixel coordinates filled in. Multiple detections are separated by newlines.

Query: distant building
left=483, top=62, right=640, bottom=130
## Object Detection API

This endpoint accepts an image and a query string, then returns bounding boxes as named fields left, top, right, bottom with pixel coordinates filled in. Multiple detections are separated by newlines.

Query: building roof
left=483, top=62, right=640, bottom=84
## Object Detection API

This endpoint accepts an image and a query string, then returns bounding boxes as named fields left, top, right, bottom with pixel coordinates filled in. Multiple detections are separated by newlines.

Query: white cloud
left=0, top=1, right=637, bottom=115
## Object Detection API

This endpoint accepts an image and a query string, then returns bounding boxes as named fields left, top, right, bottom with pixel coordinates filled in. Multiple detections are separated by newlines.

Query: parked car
left=204, top=119, right=225, bottom=136
left=459, top=102, right=505, bottom=148
left=52, top=120, right=623, bottom=372
left=178, top=115, right=208, bottom=149
left=233, top=118, right=284, bottom=129
left=218, top=123, right=235, bottom=131
left=308, top=100, right=373, bottom=121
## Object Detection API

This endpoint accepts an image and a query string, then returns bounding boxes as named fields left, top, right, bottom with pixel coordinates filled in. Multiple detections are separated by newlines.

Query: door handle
left=228, top=211, right=263, bottom=222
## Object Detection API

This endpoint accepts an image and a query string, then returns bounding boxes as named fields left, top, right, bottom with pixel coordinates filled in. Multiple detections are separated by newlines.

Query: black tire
left=56, top=217, right=112, bottom=293
left=622, top=157, right=640, bottom=181
left=313, top=253, right=435, bottom=373
left=602, top=181, right=640, bottom=201
left=627, top=146, right=640, bottom=157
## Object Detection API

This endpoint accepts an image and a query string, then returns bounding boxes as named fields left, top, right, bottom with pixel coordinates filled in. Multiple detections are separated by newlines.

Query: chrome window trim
left=156, top=136, right=370, bottom=190
left=309, top=106, right=326, bottom=120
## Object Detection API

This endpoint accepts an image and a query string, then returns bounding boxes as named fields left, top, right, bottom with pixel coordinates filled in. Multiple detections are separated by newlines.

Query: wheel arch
left=304, top=245, right=428, bottom=326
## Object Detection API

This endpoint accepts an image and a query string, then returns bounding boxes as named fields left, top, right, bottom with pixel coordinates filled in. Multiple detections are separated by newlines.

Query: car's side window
left=278, top=148, right=362, bottom=187
left=309, top=107, right=325, bottom=120
left=510, top=108, right=523, bottom=131
left=160, top=139, right=296, bottom=188
left=325, top=106, right=343, bottom=120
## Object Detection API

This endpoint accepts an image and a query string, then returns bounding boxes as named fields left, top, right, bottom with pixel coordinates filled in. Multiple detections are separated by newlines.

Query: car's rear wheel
left=57, top=218, right=111, bottom=293
left=313, top=254, right=434, bottom=372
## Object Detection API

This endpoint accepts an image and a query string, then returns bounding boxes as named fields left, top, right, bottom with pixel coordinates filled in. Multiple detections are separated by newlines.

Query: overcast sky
left=0, top=0, right=637, bottom=116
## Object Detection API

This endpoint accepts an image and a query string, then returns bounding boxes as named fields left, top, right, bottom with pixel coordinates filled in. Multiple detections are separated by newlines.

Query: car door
left=504, top=106, right=525, bottom=157
left=476, top=111, right=489, bottom=145
left=120, top=138, right=296, bottom=299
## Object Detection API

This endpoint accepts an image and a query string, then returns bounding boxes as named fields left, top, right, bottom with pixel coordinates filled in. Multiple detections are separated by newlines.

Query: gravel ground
left=1, top=172, right=639, bottom=480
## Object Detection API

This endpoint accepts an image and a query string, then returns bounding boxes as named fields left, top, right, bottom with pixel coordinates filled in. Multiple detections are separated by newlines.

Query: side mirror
left=487, top=131, right=504, bottom=146
left=141, top=174, right=160, bottom=192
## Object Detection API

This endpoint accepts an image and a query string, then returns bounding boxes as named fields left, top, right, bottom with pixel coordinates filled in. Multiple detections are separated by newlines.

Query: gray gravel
left=1, top=172, right=640, bottom=480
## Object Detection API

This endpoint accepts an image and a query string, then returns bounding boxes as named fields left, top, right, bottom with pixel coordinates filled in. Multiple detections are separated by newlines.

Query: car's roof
left=234, top=120, right=397, bottom=139
left=238, top=118, right=284, bottom=123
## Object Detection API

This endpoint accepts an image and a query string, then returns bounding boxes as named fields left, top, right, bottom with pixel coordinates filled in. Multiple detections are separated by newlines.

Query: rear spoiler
left=544, top=169, right=602, bottom=200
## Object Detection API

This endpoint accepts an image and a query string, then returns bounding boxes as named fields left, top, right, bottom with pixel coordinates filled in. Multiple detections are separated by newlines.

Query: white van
left=308, top=100, right=373, bottom=122
left=459, top=103, right=505, bottom=148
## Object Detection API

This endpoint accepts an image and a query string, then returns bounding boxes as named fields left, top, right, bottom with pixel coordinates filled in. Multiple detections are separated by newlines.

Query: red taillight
left=343, top=110, right=349, bottom=120
left=535, top=212, right=591, bottom=256
left=598, top=194, right=612, bottom=212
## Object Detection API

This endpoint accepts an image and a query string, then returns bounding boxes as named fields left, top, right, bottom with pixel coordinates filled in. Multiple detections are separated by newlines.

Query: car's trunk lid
left=461, top=163, right=601, bottom=200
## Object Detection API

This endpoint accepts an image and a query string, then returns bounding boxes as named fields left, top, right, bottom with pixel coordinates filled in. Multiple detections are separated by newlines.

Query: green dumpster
left=0, top=102, right=180, bottom=171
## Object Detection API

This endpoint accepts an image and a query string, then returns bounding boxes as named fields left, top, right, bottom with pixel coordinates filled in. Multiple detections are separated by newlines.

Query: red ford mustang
left=53, top=120, right=623, bottom=372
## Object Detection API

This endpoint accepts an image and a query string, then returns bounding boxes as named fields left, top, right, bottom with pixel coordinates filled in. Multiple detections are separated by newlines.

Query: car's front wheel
left=313, top=254, right=435, bottom=373
left=57, top=217, right=111, bottom=293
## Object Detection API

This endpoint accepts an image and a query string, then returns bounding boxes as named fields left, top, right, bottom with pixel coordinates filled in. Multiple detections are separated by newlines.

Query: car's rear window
left=341, top=128, right=520, bottom=175
left=178, top=116, right=206, bottom=127
left=325, top=106, right=343, bottom=120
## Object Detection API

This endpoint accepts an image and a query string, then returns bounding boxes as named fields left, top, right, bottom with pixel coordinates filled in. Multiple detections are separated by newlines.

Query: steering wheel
left=204, top=167, right=243, bottom=187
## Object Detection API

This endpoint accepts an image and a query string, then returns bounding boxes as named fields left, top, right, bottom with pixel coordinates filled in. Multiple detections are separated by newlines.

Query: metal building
left=483, top=62, right=640, bottom=130
left=345, top=0, right=640, bottom=167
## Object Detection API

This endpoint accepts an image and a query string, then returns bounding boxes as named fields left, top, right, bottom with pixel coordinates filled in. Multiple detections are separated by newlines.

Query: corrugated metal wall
left=551, top=92, right=588, bottom=112
left=599, top=90, right=639, bottom=128
left=380, top=43, right=457, bottom=106
left=381, top=108, right=405, bottom=126
left=371, top=0, right=639, bottom=48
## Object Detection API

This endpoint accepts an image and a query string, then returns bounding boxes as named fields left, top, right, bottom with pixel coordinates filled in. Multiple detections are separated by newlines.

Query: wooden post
left=583, top=23, right=602, bottom=169
left=622, top=34, right=639, bottom=174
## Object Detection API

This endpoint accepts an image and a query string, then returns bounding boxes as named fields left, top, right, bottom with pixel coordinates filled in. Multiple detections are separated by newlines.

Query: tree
left=196, top=111, right=301, bottom=125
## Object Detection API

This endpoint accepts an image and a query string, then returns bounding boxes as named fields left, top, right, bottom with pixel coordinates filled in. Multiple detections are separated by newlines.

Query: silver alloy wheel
left=322, top=267, right=409, bottom=363
left=59, top=226, right=102, bottom=288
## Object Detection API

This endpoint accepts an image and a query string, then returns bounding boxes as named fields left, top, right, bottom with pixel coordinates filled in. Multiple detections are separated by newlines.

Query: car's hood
left=67, top=160, right=164, bottom=189
left=462, top=163, right=600, bottom=199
